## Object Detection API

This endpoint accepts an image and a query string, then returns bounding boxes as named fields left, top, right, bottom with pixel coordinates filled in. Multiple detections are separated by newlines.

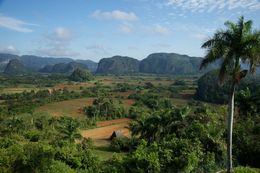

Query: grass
left=218, top=167, right=260, bottom=173
left=0, top=87, right=39, bottom=94
left=35, top=98, right=93, bottom=117
left=171, top=98, right=189, bottom=106
left=93, top=146, right=126, bottom=161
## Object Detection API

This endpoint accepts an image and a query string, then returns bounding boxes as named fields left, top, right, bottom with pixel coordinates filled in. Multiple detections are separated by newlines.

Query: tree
left=57, top=117, right=82, bottom=142
left=69, top=68, right=93, bottom=82
left=200, top=16, right=260, bottom=173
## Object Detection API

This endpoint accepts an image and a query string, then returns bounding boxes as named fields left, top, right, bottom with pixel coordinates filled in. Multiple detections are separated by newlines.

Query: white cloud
left=166, top=0, right=260, bottom=12
left=92, top=10, right=138, bottom=21
left=35, top=27, right=79, bottom=57
left=119, top=23, right=133, bottom=33
left=45, top=27, right=74, bottom=44
left=0, top=14, right=35, bottom=32
left=148, top=24, right=170, bottom=35
left=0, top=45, right=19, bottom=54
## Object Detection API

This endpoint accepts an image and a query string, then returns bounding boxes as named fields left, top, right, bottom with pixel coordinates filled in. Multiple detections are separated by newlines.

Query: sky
left=0, top=0, right=260, bottom=62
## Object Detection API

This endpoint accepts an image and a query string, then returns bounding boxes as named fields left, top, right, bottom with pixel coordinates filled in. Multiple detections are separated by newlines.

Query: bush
left=24, top=130, right=42, bottom=142
left=234, top=167, right=259, bottom=173
left=69, top=68, right=94, bottom=82
left=110, top=137, right=131, bottom=152
left=45, top=160, right=76, bottom=173
left=174, top=79, right=186, bottom=86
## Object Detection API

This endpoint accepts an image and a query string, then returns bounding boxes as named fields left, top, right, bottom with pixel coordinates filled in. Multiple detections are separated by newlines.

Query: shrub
left=110, top=137, right=131, bottom=152
left=234, top=167, right=259, bottom=173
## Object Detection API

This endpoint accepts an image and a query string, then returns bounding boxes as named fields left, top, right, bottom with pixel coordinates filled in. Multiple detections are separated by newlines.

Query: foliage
left=69, top=68, right=94, bottom=82
left=233, top=167, right=259, bottom=173
left=0, top=113, right=100, bottom=173
left=129, top=106, right=226, bottom=172
left=233, top=116, right=260, bottom=168
left=236, top=87, right=260, bottom=117
left=110, top=137, right=137, bottom=152
left=84, top=97, right=127, bottom=120
left=195, top=70, right=260, bottom=104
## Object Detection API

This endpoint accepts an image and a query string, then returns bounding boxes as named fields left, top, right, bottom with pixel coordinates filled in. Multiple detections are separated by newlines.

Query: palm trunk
left=227, top=82, right=235, bottom=173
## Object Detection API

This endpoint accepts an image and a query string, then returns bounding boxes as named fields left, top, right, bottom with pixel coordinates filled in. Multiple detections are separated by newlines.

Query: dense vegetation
left=69, top=68, right=94, bottom=82
left=195, top=70, right=260, bottom=104
left=84, top=97, right=127, bottom=120
left=0, top=73, right=259, bottom=172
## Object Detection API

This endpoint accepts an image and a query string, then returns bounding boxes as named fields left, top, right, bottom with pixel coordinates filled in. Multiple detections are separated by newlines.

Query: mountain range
left=0, top=52, right=220, bottom=75
left=95, top=53, right=218, bottom=75
left=0, top=53, right=97, bottom=74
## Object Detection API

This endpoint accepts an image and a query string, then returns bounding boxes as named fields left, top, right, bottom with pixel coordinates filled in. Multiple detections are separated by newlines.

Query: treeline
left=0, top=68, right=94, bottom=88
left=0, top=74, right=68, bottom=88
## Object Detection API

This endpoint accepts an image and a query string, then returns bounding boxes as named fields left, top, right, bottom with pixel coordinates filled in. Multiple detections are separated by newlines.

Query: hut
left=110, top=130, right=124, bottom=140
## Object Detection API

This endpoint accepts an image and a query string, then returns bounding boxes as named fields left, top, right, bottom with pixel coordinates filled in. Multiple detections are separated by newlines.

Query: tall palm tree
left=200, top=16, right=260, bottom=173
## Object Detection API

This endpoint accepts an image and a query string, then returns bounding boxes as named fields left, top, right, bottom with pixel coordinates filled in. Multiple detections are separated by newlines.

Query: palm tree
left=58, top=118, right=82, bottom=142
left=200, top=16, right=260, bottom=173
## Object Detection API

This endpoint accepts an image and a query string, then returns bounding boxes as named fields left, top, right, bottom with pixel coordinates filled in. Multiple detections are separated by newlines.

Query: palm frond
left=218, top=50, right=234, bottom=83
left=224, top=21, right=236, bottom=31
left=200, top=48, right=222, bottom=69
left=201, top=16, right=260, bottom=83
left=244, top=20, right=253, bottom=33
left=200, top=32, right=231, bottom=69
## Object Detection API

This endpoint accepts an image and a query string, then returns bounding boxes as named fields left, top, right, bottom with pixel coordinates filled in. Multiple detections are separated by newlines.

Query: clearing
left=81, top=118, right=131, bottom=160
left=35, top=98, right=94, bottom=117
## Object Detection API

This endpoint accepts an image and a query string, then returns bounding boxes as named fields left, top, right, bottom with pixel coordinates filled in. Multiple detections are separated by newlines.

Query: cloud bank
left=166, top=0, right=260, bottom=13
left=36, top=27, right=79, bottom=57
left=92, top=10, right=138, bottom=21
left=0, top=14, right=34, bottom=32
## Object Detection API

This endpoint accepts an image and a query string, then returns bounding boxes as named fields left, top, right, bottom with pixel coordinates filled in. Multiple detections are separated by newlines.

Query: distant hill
left=0, top=53, right=20, bottom=72
left=0, top=52, right=231, bottom=75
left=0, top=53, right=97, bottom=72
left=96, top=56, right=140, bottom=74
left=4, top=59, right=29, bottom=75
left=40, top=62, right=89, bottom=74
left=139, top=53, right=216, bottom=75
left=18, top=55, right=73, bottom=71
left=75, top=60, right=98, bottom=72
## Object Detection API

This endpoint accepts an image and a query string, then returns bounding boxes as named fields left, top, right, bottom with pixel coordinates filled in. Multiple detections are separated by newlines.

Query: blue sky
left=0, top=0, right=260, bottom=62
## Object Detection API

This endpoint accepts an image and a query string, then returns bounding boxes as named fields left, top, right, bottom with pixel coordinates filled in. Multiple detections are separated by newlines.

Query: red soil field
left=81, top=118, right=131, bottom=142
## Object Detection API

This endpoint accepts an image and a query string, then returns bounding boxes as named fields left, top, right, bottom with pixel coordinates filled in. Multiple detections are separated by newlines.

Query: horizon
left=0, top=51, right=203, bottom=63
left=0, top=0, right=260, bottom=61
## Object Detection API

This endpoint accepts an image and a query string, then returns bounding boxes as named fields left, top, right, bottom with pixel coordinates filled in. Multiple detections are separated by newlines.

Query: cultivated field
left=35, top=98, right=94, bottom=117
